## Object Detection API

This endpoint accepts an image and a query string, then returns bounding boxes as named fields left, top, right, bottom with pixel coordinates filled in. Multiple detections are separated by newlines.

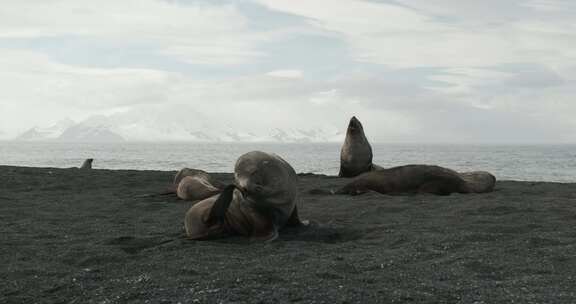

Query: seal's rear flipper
left=307, top=188, right=333, bottom=195
left=134, top=186, right=177, bottom=198
left=206, top=184, right=236, bottom=225
left=334, top=185, right=369, bottom=196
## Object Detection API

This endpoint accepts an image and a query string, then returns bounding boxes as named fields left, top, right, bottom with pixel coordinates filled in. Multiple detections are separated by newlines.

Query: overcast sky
left=1, top=0, right=576, bottom=143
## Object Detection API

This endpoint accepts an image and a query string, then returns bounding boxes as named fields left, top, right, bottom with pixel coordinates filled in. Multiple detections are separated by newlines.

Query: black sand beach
left=2, top=165, right=576, bottom=303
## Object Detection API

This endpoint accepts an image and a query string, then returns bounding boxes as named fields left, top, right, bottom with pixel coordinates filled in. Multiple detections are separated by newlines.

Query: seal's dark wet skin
left=339, top=116, right=377, bottom=178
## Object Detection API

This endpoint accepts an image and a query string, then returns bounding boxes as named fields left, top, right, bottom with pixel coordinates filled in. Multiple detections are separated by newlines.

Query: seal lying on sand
left=139, top=168, right=223, bottom=199
left=177, top=175, right=222, bottom=202
left=173, top=168, right=222, bottom=194
left=175, top=168, right=224, bottom=201
left=185, top=151, right=305, bottom=241
left=339, top=116, right=382, bottom=178
left=336, top=165, right=496, bottom=195
left=80, top=158, right=93, bottom=169
left=173, top=168, right=219, bottom=186
left=458, top=171, right=496, bottom=193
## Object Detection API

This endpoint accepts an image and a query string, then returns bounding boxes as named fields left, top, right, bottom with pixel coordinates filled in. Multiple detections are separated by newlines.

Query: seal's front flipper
left=206, top=184, right=236, bottom=225
left=248, top=212, right=279, bottom=242
left=285, top=205, right=306, bottom=227
left=250, top=221, right=278, bottom=242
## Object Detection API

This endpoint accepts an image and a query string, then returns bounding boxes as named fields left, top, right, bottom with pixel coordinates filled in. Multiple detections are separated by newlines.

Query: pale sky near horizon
left=1, top=0, right=576, bottom=143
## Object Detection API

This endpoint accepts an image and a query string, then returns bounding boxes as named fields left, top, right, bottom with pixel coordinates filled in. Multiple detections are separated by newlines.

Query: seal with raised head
left=336, top=164, right=472, bottom=196
left=339, top=116, right=380, bottom=178
left=184, top=151, right=304, bottom=241
left=80, top=158, right=93, bottom=169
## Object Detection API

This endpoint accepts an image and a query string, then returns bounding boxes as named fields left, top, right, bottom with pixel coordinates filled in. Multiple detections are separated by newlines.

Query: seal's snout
left=347, top=116, right=361, bottom=131
left=237, top=183, right=263, bottom=196
left=233, top=183, right=248, bottom=196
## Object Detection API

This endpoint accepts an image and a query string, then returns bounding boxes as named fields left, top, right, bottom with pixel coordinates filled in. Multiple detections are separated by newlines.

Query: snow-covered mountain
left=14, top=118, right=76, bottom=141
left=83, top=104, right=344, bottom=142
left=14, top=105, right=345, bottom=143
left=267, top=127, right=343, bottom=143
left=58, top=124, right=125, bottom=142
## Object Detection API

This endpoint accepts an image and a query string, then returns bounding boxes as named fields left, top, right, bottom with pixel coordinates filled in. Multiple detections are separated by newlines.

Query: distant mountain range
left=13, top=105, right=344, bottom=143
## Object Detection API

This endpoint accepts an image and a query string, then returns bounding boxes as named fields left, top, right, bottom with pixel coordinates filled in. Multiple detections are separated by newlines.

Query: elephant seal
left=339, top=116, right=380, bottom=177
left=177, top=175, right=222, bottom=202
left=80, top=158, right=93, bottom=169
left=184, top=151, right=304, bottom=241
left=459, top=171, right=496, bottom=193
left=336, top=164, right=470, bottom=195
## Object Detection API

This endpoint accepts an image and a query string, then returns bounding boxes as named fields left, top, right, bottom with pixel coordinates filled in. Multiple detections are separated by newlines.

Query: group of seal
left=337, top=116, right=496, bottom=195
left=181, top=151, right=304, bottom=241
left=176, top=116, right=495, bottom=242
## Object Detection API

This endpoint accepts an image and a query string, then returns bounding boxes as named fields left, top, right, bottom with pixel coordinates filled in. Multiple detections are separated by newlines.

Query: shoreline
left=1, top=164, right=573, bottom=184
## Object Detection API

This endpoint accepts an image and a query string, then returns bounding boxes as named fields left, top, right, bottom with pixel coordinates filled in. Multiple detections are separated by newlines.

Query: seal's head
left=233, top=151, right=274, bottom=197
left=346, top=116, right=364, bottom=135
left=459, top=171, right=496, bottom=193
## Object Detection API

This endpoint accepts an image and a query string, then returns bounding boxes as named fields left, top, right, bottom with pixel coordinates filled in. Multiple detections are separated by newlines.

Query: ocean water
left=0, top=141, right=575, bottom=182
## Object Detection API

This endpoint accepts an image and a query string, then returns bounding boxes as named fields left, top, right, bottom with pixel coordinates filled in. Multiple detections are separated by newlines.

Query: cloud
left=0, top=48, right=417, bottom=139
left=0, top=49, right=175, bottom=108
left=0, top=49, right=179, bottom=134
left=2, top=0, right=576, bottom=143
left=426, top=68, right=515, bottom=102
left=266, top=69, right=303, bottom=78
left=523, top=0, right=576, bottom=12
left=0, top=0, right=268, bottom=65
left=309, top=89, right=340, bottom=105
left=254, top=0, right=576, bottom=68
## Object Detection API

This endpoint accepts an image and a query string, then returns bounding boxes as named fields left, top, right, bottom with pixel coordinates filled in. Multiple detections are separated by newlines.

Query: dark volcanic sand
left=1, top=165, right=576, bottom=304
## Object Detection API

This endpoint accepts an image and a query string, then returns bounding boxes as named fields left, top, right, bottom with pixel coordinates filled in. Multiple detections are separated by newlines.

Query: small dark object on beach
left=80, top=158, right=93, bottom=169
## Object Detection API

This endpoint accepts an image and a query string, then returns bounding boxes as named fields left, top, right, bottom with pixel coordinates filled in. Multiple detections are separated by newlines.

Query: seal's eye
left=253, top=185, right=264, bottom=193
